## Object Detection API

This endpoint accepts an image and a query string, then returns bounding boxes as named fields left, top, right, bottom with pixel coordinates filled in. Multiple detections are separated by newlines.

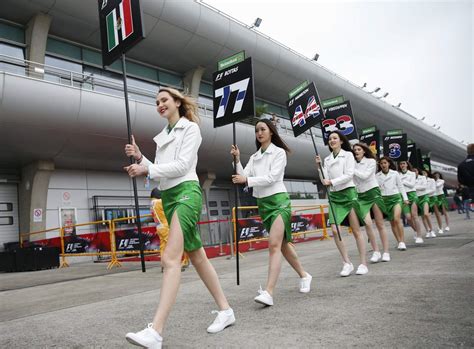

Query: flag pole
left=233, top=122, right=240, bottom=285
left=309, top=128, right=342, bottom=241
left=121, top=53, right=146, bottom=272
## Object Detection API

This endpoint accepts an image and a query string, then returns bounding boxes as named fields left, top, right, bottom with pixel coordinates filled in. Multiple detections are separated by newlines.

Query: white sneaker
left=207, top=308, right=235, bottom=333
left=430, top=230, right=437, bottom=238
left=299, top=272, right=312, bottom=293
left=444, top=226, right=450, bottom=232
left=415, top=237, right=424, bottom=244
left=356, top=264, right=368, bottom=275
left=340, top=263, right=354, bottom=277
left=438, top=229, right=443, bottom=235
left=254, top=287, right=274, bottom=306
left=370, top=251, right=382, bottom=263
left=397, top=242, right=407, bottom=250
left=382, top=253, right=391, bottom=262
left=425, top=231, right=431, bottom=238
left=126, top=324, right=163, bottom=349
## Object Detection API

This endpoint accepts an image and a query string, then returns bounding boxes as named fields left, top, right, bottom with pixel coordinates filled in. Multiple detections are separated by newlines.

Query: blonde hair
left=158, top=87, right=200, bottom=124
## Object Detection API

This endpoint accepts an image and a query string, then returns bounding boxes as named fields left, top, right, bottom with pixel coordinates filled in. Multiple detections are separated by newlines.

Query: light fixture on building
left=313, top=53, right=320, bottom=61
left=362, top=82, right=367, bottom=88
left=377, top=92, right=389, bottom=99
left=396, top=102, right=401, bottom=107
left=250, top=17, right=262, bottom=28
left=420, top=116, right=426, bottom=121
left=369, top=87, right=381, bottom=94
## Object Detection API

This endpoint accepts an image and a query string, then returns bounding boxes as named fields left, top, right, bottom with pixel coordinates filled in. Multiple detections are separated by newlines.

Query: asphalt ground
left=0, top=213, right=473, bottom=348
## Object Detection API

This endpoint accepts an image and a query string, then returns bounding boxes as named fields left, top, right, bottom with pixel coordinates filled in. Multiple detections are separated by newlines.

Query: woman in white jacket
left=424, top=170, right=440, bottom=237
left=414, top=168, right=436, bottom=237
left=433, top=172, right=450, bottom=233
left=376, top=157, right=409, bottom=250
left=352, top=143, right=390, bottom=262
left=315, top=131, right=368, bottom=277
left=123, top=88, right=235, bottom=348
left=231, top=119, right=312, bottom=306
left=398, top=161, right=424, bottom=244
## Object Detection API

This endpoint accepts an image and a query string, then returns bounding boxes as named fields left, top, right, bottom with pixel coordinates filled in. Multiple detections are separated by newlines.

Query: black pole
left=233, top=122, right=240, bottom=285
left=309, top=129, right=342, bottom=241
left=121, top=54, right=146, bottom=272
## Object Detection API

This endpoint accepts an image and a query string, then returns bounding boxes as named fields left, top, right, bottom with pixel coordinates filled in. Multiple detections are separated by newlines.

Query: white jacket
left=435, top=179, right=445, bottom=195
left=141, top=117, right=201, bottom=191
left=426, top=177, right=437, bottom=197
left=236, top=143, right=287, bottom=199
left=376, top=169, right=408, bottom=201
left=415, top=175, right=428, bottom=196
left=353, top=157, right=379, bottom=193
left=319, top=149, right=356, bottom=192
left=399, top=170, right=417, bottom=193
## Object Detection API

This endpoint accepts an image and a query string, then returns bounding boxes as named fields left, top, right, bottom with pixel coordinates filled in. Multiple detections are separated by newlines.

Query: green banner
left=386, top=129, right=403, bottom=136
left=288, top=80, right=309, bottom=99
left=217, top=51, right=245, bottom=70
left=321, top=95, right=345, bottom=108
left=361, top=126, right=377, bottom=135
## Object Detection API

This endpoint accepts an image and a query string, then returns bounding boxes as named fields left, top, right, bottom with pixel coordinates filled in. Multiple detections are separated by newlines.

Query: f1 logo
left=215, top=78, right=250, bottom=119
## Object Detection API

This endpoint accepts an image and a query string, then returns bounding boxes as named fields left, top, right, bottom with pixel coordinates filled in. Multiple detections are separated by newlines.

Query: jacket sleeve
left=395, top=172, right=408, bottom=201
left=148, top=124, right=202, bottom=179
left=354, top=159, right=375, bottom=180
left=401, top=172, right=416, bottom=190
left=247, top=150, right=286, bottom=188
left=331, top=152, right=355, bottom=187
left=436, top=179, right=445, bottom=190
left=235, top=157, right=253, bottom=177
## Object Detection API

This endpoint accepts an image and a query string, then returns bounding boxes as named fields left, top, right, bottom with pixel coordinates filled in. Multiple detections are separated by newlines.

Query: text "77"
left=215, top=78, right=250, bottom=119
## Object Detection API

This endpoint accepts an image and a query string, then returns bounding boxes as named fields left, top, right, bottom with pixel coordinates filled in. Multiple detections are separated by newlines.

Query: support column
left=25, top=12, right=52, bottom=77
left=19, top=160, right=55, bottom=239
left=183, top=66, right=205, bottom=98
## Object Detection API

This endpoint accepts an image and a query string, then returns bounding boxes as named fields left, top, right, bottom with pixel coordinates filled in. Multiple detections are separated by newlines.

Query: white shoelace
left=257, top=285, right=265, bottom=295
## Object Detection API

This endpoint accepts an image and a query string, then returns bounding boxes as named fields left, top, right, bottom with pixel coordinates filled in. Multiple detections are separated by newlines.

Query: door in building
left=0, top=184, right=20, bottom=251
left=207, top=189, right=232, bottom=245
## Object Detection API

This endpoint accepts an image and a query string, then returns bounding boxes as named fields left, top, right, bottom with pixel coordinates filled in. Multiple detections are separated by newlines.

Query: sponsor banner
left=114, top=227, right=160, bottom=251
left=212, top=57, right=255, bottom=128
left=286, top=82, right=325, bottom=137
left=383, top=133, right=408, bottom=162
left=407, top=142, right=418, bottom=167
left=237, top=213, right=324, bottom=241
left=98, top=0, right=145, bottom=67
left=321, top=95, right=345, bottom=108
left=359, top=130, right=381, bottom=157
left=321, top=100, right=359, bottom=144
left=30, top=226, right=158, bottom=254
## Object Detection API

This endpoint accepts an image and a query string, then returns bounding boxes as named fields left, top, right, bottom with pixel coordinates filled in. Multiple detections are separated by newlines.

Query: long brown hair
left=255, top=119, right=291, bottom=153
left=378, top=156, right=396, bottom=172
left=158, top=87, right=200, bottom=124
left=397, top=160, right=413, bottom=172
left=327, top=131, right=353, bottom=154
left=353, top=142, right=376, bottom=160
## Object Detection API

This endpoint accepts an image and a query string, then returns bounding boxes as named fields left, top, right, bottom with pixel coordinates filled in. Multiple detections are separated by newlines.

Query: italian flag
left=106, top=0, right=134, bottom=52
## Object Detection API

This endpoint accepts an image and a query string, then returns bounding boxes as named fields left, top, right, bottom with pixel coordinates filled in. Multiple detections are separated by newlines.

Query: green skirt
left=257, top=192, right=292, bottom=242
left=161, top=181, right=203, bottom=252
left=357, top=187, right=387, bottom=219
left=428, top=196, right=437, bottom=209
left=328, top=187, right=365, bottom=226
left=417, top=194, right=430, bottom=214
left=402, top=191, right=418, bottom=215
left=436, top=194, right=448, bottom=210
left=382, top=193, right=403, bottom=221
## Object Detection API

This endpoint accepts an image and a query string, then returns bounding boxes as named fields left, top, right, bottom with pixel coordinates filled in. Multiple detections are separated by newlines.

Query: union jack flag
left=305, top=96, right=320, bottom=118
left=292, top=105, right=306, bottom=127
